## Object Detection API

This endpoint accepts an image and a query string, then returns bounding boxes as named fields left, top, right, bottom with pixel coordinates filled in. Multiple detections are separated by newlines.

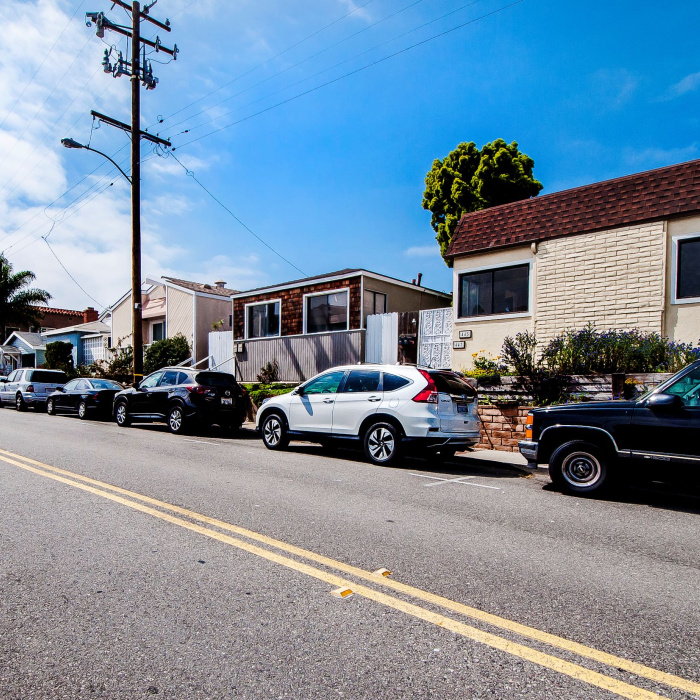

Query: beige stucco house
left=109, top=276, right=238, bottom=364
left=444, top=159, right=700, bottom=369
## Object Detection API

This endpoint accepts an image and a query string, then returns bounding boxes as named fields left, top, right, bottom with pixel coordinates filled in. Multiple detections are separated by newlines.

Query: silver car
left=0, top=368, right=68, bottom=411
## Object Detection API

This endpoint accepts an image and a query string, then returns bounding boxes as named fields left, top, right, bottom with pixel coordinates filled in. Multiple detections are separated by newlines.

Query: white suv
left=255, top=364, right=480, bottom=465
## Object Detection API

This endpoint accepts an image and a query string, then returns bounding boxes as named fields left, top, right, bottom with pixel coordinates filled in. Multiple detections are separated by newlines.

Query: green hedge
left=242, top=383, right=296, bottom=407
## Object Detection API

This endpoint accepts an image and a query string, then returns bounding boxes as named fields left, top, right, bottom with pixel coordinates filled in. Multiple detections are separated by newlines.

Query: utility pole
left=81, top=1, right=178, bottom=383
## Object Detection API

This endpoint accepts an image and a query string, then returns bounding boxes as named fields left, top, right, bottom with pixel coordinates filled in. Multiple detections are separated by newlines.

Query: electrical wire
left=165, top=0, right=487, bottom=140
left=43, top=238, right=105, bottom=309
left=166, top=151, right=307, bottom=277
left=173, top=0, right=525, bottom=151
left=0, top=0, right=87, bottom=132
left=152, top=0, right=378, bottom=128
left=158, top=0, right=425, bottom=137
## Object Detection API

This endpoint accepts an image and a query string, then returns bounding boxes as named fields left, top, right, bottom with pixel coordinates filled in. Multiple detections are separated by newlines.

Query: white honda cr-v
left=255, top=364, right=480, bottom=465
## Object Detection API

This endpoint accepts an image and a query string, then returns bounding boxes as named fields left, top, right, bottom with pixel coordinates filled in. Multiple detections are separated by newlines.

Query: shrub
left=44, top=341, right=74, bottom=374
left=143, top=333, right=190, bottom=374
left=257, top=360, right=279, bottom=384
left=90, top=343, right=134, bottom=385
left=242, top=382, right=296, bottom=407
left=461, top=351, right=506, bottom=385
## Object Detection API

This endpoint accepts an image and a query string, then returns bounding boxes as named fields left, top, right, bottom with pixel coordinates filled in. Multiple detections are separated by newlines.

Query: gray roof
left=43, top=321, right=110, bottom=336
left=11, top=332, right=45, bottom=349
left=163, top=277, right=240, bottom=297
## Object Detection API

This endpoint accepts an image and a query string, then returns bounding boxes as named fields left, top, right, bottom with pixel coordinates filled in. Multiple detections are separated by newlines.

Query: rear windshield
left=90, top=379, right=122, bottom=390
left=195, top=371, right=238, bottom=388
left=28, top=370, right=68, bottom=384
left=430, top=372, right=476, bottom=396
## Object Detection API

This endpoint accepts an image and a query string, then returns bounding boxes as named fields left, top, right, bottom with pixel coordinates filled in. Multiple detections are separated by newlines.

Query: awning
left=142, top=296, right=166, bottom=319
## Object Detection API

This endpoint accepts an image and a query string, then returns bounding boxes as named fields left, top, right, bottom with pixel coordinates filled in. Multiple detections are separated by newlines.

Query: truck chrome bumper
left=518, top=440, right=538, bottom=467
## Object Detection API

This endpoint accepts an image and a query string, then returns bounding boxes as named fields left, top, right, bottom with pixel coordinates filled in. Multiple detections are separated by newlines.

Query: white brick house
left=444, top=159, right=700, bottom=368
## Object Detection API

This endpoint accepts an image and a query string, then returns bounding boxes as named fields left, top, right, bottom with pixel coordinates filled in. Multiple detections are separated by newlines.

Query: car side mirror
left=646, top=393, right=683, bottom=411
left=56, top=386, right=64, bottom=392
left=295, top=386, right=305, bottom=396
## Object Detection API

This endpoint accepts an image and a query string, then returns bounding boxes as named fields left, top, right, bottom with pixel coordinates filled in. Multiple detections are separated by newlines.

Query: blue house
left=4, top=332, right=46, bottom=368
left=43, top=321, right=111, bottom=367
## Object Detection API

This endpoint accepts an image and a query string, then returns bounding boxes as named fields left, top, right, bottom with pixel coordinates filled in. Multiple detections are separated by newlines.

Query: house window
left=677, top=236, right=700, bottom=300
left=246, top=301, right=280, bottom=338
left=364, top=290, right=387, bottom=318
left=458, top=264, right=529, bottom=318
left=151, top=321, right=165, bottom=342
left=305, top=290, right=349, bottom=333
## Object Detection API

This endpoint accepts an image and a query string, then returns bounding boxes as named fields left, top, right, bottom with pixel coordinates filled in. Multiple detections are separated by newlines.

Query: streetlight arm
left=82, top=144, right=132, bottom=184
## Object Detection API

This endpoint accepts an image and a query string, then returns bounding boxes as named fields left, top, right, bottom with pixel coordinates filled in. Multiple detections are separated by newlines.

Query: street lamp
left=60, top=138, right=132, bottom=184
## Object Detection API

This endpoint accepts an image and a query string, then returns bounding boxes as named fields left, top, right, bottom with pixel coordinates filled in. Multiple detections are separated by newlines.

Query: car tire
left=115, top=401, right=131, bottom=427
left=78, top=401, right=89, bottom=420
left=363, top=421, right=401, bottom=466
left=549, top=441, right=610, bottom=495
left=168, top=404, right=187, bottom=435
left=16, top=394, right=26, bottom=412
left=47, top=399, right=56, bottom=415
left=261, top=413, right=290, bottom=450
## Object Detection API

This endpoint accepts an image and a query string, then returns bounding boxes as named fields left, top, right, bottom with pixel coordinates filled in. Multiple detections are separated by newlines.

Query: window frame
left=456, top=259, right=532, bottom=321
left=302, top=287, right=350, bottom=335
left=671, top=233, right=700, bottom=305
left=244, top=298, right=282, bottom=340
left=150, top=320, right=166, bottom=343
left=364, top=289, right=387, bottom=316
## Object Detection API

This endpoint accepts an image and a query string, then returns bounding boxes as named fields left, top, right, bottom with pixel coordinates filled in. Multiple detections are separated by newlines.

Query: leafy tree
left=0, top=254, right=51, bottom=340
left=422, top=139, right=543, bottom=262
left=143, top=333, right=190, bottom=374
left=44, top=341, right=74, bottom=373
left=90, top=339, right=134, bottom=385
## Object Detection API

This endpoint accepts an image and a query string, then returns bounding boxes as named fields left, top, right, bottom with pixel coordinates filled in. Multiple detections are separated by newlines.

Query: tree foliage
left=422, top=139, right=543, bottom=262
left=143, top=333, right=190, bottom=374
left=44, top=341, right=74, bottom=373
left=90, top=340, right=134, bottom=385
left=0, top=254, right=51, bottom=340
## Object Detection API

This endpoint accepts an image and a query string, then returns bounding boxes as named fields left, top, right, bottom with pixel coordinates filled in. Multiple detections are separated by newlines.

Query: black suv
left=519, top=360, right=700, bottom=495
left=113, top=368, right=247, bottom=434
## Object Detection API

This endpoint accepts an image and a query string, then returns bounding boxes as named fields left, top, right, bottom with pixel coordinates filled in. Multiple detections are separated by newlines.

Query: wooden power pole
left=83, top=2, right=178, bottom=383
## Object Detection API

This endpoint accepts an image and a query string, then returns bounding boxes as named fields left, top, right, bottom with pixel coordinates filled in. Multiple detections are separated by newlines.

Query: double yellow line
left=1, top=447, right=696, bottom=700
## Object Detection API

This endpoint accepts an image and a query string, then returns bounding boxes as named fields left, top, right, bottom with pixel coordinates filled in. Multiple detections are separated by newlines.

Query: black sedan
left=112, top=368, right=247, bottom=434
left=47, top=378, right=124, bottom=420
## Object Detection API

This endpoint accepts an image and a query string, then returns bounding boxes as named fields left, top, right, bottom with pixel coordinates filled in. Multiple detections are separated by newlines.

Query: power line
left=151, top=0, right=378, bottom=129
left=167, top=151, right=307, bottom=277
left=157, top=0, right=421, bottom=135
left=43, top=238, right=105, bottom=309
left=173, top=0, right=526, bottom=151
left=0, top=0, right=87, bottom=132
left=166, top=0, right=487, bottom=141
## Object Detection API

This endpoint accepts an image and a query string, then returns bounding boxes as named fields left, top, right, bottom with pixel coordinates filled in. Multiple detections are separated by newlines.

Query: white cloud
left=664, top=71, right=700, bottom=100
left=405, top=244, right=439, bottom=258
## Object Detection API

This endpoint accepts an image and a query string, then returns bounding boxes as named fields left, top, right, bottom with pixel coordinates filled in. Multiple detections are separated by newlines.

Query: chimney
left=83, top=307, right=98, bottom=323
left=214, top=279, right=227, bottom=289
left=416, top=272, right=423, bottom=287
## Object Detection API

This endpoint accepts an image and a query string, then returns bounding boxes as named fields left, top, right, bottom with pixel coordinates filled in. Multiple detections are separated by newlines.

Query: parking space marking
left=2, top=447, right=700, bottom=698
left=410, top=473, right=502, bottom=490
left=183, top=439, right=221, bottom=445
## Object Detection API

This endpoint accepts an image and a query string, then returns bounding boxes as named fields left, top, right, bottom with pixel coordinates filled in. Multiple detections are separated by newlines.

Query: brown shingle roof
left=446, top=158, right=700, bottom=257
left=162, top=277, right=240, bottom=297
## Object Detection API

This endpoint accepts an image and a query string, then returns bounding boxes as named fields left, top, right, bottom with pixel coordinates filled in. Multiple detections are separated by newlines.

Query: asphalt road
left=1, top=408, right=699, bottom=700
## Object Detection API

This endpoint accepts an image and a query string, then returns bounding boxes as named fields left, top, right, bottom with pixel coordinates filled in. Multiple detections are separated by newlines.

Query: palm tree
left=0, top=254, right=51, bottom=342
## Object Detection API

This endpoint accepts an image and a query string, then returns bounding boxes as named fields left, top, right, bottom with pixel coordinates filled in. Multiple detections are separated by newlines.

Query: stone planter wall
left=475, top=405, right=532, bottom=452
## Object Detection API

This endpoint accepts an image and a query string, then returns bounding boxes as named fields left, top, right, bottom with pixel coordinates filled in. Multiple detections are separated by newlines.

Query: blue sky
left=0, top=0, right=698, bottom=309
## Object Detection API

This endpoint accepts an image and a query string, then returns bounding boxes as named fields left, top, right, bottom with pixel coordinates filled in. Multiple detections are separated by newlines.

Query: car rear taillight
left=91, top=392, right=100, bottom=399
left=26, top=384, right=34, bottom=392
left=525, top=413, right=533, bottom=439
left=412, top=370, right=438, bottom=404
left=186, top=385, right=206, bottom=395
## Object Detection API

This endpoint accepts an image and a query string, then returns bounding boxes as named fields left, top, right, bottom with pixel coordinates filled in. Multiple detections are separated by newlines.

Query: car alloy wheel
left=364, top=422, right=400, bottom=465
left=47, top=399, right=55, bottom=415
left=168, top=405, right=185, bottom=434
left=16, top=394, right=26, bottom=412
left=115, top=402, right=130, bottom=427
left=78, top=401, right=88, bottom=420
left=261, top=413, right=289, bottom=450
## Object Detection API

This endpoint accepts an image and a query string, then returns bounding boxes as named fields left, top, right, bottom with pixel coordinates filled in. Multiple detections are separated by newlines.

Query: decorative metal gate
left=418, top=307, right=453, bottom=369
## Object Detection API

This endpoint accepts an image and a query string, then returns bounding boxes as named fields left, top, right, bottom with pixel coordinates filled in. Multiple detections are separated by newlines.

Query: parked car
left=0, top=368, right=68, bottom=411
left=47, top=378, right=124, bottom=420
left=519, top=360, right=700, bottom=495
left=112, top=367, right=247, bottom=434
left=255, top=364, right=480, bottom=465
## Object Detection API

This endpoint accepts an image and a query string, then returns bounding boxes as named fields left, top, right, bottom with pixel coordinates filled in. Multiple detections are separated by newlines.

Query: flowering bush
left=461, top=351, right=507, bottom=385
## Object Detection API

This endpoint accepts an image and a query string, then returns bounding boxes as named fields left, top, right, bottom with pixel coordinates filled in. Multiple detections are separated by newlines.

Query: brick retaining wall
left=475, top=405, right=533, bottom=452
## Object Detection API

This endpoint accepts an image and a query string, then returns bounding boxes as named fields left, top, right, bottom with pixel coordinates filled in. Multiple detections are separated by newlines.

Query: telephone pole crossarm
left=90, top=110, right=171, bottom=146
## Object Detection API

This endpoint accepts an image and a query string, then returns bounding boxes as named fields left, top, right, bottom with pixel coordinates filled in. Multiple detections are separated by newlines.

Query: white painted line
left=409, top=473, right=502, bottom=491
left=183, top=439, right=220, bottom=446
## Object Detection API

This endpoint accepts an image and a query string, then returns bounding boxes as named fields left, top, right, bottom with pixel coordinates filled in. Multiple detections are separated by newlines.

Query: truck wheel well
left=539, top=427, right=617, bottom=464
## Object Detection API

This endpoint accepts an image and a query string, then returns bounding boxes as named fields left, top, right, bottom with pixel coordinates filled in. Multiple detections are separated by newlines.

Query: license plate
left=221, top=397, right=232, bottom=405
left=457, top=403, right=469, bottom=413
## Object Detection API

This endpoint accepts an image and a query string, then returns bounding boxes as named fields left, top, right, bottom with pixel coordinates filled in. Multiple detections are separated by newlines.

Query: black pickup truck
left=519, top=360, right=700, bottom=495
